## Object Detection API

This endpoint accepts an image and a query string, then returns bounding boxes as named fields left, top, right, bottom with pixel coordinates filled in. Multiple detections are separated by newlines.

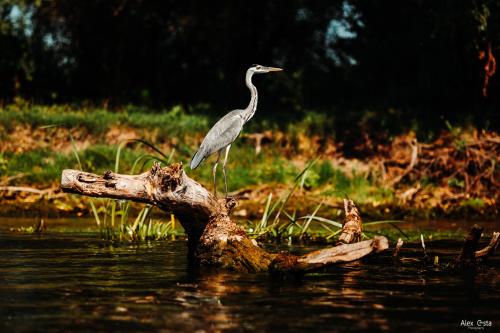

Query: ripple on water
left=0, top=221, right=499, bottom=332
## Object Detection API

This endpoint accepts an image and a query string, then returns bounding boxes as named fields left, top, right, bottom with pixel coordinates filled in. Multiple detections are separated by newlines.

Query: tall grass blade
left=115, top=141, right=128, bottom=173
left=69, top=132, right=83, bottom=170
left=363, top=220, right=406, bottom=226
left=298, top=215, right=343, bottom=228
left=272, top=157, right=320, bottom=224
left=300, top=201, right=323, bottom=237
left=69, top=131, right=102, bottom=227
left=89, top=201, right=102, bottom=228
left=258, top=193, right=273, bottom=231
left=130, top=139, right=170, bottom=163
left=364, top=220, right=408, bottom=238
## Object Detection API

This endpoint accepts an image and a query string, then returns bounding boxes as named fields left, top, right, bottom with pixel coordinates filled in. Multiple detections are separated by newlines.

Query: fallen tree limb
left=475, top=231, right=500, bottom=259
left=271, top=237, right=388, bottom=272
left=61, top=162, right=388, bottom=272
left=302, top=236, right=388, bottom=266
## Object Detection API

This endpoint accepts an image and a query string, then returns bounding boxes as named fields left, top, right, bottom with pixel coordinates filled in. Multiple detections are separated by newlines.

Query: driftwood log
left=61, top=162, right=388, bottom=273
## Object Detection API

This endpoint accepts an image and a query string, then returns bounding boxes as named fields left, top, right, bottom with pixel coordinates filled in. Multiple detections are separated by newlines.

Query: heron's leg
left=212, top=151, right=221, bottom=197
left=222, top=144, right=231, bottom=199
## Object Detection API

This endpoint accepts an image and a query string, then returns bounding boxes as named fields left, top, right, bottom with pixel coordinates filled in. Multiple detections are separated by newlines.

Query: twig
left=0, top=186, right=52, bottom=195
left=0, top=173, right=26, bottom=186
left=388, top=138, right=418, bottom=187
left=393, top=238, right=403, bottom=259
left=35, top=219, right=46, bottom=233
left=420, top=234, right=428, bottom=260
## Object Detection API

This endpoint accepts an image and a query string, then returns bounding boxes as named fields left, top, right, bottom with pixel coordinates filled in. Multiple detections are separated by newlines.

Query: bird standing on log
left=190, top=64, right=283, bottom=198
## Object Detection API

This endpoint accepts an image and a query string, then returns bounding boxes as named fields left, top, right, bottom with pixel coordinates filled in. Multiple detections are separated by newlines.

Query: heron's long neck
left=243, top=70, right=258, bottom=123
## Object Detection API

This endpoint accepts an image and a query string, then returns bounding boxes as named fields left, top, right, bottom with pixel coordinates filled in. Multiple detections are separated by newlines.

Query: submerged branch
left=475, top=232, right=500, bottom=259
left=271, top=237, right=388, bottom=272
left=300, top=236, right=388, bottom=270
left=448, top=224, right=500, bottom=270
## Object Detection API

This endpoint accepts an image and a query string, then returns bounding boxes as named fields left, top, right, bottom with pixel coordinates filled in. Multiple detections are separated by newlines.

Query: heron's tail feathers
left=190, top=149, right=205, bottom=170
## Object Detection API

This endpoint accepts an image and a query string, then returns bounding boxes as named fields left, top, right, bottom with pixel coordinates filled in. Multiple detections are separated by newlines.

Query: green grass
left=2, top=145, right=152, bottom=185
left=188, top=144, right=299, bottom=191
left=3, top=149, right=73, bottom=184
left=2, top=138, right=391, bottom=212
left=239, top=160, right=406, bottom=243
left=1, top=106, right=393, bottom=229
left=0, top=103, right=209, bottom=136
left=68, top=135, right=183, bottom=241
left=1, top=103, right=447, bottom=222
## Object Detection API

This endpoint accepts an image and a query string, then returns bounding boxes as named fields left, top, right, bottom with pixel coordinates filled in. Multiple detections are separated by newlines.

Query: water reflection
left=0, top=228, right=499, bottom=332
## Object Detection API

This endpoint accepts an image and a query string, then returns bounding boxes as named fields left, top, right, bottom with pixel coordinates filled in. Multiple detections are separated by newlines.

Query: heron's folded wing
left=190, top=113, right=245, bottom=169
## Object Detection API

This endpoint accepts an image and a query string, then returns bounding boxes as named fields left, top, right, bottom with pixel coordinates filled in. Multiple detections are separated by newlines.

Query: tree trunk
left=61, top=162, right=388, bottom=273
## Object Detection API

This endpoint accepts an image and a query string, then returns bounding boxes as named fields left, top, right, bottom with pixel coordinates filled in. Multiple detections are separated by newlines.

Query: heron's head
left=249, top=64, right=283, bottom=74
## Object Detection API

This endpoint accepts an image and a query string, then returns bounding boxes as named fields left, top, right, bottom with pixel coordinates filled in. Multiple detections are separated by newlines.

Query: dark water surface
left=0, top=219, right=499, bottom=333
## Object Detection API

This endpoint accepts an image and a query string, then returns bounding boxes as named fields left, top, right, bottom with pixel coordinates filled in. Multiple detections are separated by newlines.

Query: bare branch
left=475, top=232, right=500, bottom=259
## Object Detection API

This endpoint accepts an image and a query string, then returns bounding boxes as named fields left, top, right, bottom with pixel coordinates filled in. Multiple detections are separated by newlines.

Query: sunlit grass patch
left=2, top=145, right=151, bottom=186
left=187, top=144, right=299, bottom=192
left=3, top=149, right=73, bottom=184
left=313, top=162, right=393, bottom=205
left=89, top=201, right=183, bottom=241
left=0, top=103, right=209, bottom=137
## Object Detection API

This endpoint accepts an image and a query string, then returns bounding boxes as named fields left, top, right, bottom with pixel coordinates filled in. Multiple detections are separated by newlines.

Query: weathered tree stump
left=61, top=162, right=388, bottom=273
left=455, top=224, right=484, bottom=269
left=448, top=225, right=500, bottom=270
left=337, top=199, right=363, bottom=244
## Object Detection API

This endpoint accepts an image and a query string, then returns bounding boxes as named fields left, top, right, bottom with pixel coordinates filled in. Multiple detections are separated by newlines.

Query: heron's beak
left=266, top=67, right=283, bottom=72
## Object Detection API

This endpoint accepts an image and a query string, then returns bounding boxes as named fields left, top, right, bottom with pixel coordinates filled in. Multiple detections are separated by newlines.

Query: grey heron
left=190, top=64, right=283, bottom=198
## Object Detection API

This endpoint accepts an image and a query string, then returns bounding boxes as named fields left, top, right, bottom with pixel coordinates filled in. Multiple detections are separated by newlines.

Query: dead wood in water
left=337, top=199, right=363, bottom=244
left=61, top=162, right=388, bottom=273
left=392, top=238, right=404, bottom=260
left=448, top=225, right=499, bottom=270
left=453, top=224, right=483, bottom=269
left=391, top=226, right=499, bottom=270
left=271, top=237, right=389, bottom=272
left=475, top=232, right=500, bottom=259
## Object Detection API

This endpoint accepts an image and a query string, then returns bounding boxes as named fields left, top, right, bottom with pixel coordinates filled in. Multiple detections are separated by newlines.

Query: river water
left=0, top=218, right=499, bottom=332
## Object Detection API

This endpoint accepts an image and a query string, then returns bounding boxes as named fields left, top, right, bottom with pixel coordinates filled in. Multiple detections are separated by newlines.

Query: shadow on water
left=0, top=219, right=499, bottom=332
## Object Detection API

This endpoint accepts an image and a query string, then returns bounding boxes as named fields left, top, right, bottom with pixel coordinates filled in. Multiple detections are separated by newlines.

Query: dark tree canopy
left=1, top=0, right=498, bottom=128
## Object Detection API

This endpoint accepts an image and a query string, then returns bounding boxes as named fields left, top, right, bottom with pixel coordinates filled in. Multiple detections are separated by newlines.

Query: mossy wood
left=61, top=162, right=388, bottom=273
